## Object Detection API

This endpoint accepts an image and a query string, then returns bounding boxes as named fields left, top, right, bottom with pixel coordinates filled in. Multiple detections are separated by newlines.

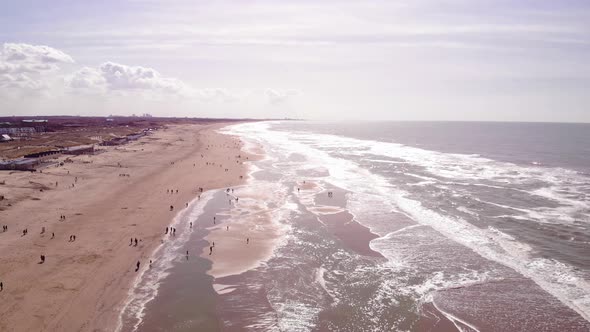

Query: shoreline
left=0, top=122, right=252, bottom=332
left=117, top=190, right=218, bottom=331
left=198, top=129, right=290, bottom=281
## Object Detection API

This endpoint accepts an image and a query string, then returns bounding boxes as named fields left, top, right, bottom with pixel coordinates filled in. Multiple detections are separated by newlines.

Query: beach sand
left=0, top=123, right=251, bottom=332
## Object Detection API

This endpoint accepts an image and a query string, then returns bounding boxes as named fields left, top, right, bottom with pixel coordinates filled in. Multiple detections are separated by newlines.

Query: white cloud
left=0, top=43, right=74, bottom=91
left=2, top=43, right=74, bottom=64
left=66, top=66, right=107, bottom=91
left=67, top=61, right=191, bottom=97
left=67, top=63, right=268, bottom=104
left=2, top=42, right=303, bottom=116
left=100, top=62, right=188, bottom=94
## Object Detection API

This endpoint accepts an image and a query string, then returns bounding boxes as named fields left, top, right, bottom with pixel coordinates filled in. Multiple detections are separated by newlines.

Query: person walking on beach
left=149, top=260, right=152, bottom=269
left=246, top=238, right=249, bottom=244
left=130, top=238, right=133, bottom=245
left=0, top=281, right=3, bottom=291
left=51, top=232, right=55, bottom=239
left=166, top=227, right=169, bottom=234
left=135, top=261, right=140, bottom=272
left=209, top=246, right=213, bottom=255
left=170, top=205, right=174, bottom=211
left=173, top=228, right=176, bottom=235
left=190, top=222, right=193, bottom=228
left=134, top=238, right=138, bottom=246
left=40, top=255, right=45, bottom=264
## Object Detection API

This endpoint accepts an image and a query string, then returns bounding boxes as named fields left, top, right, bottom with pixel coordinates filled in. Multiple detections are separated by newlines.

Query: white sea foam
left=225, top=121, right=590, bottom=323
left=213, top=283, right=237, bottom=295
left=457, top=206, right=479, bottom=217
left=432, top=300, right=481, bottom=332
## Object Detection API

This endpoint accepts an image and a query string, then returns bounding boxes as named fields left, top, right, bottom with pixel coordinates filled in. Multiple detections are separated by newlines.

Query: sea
left=118, top=121, right=590, bottom=332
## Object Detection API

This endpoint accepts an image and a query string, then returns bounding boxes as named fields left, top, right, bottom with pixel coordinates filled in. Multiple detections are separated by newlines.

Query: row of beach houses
left=0, top=131, right=149, bottom=171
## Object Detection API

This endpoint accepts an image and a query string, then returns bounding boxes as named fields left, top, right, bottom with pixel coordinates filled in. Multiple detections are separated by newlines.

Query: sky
left=0, top=0, right=589, bottom=122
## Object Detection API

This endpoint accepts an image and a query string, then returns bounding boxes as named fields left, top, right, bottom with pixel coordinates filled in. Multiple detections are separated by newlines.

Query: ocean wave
left=226, top=121, right=590, bottom=323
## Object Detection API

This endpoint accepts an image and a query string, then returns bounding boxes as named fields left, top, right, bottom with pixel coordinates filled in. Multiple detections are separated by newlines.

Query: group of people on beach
left=1, top=140, right=254, bottom=304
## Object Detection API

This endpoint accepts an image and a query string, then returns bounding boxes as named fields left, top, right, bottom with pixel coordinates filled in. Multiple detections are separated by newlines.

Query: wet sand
left=0, top=123, right=251, bottom=332
left=200, top=143, right=286, bottom=280
left=319, top=211, right=383, bottom=258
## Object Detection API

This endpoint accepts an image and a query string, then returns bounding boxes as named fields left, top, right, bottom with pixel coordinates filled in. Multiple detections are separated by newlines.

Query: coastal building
left=101, top=137, right=127, bottom=146
left=22, top=119, right=48, bottom=123
left=0, top=158, right=39, bottom=171
left=23, top=149, right=62, bottom=159
left=100, top=132, right=146, bottom=146
left=0, top=134, right=13, bottom=142
left=0, top=127, right=36, bottom=136
left=63, top=145, right=95, bottom=155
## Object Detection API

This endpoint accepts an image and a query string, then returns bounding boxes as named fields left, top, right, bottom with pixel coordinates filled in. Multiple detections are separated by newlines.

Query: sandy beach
left=0, top=123, right=252, bottom=332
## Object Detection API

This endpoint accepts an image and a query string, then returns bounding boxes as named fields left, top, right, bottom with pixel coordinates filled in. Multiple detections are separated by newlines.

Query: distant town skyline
left=1, top=0, right=589, bottom=122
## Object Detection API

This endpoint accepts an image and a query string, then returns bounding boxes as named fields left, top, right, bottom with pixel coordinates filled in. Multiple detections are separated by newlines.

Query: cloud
left=67, top=63, right=263, bottom=103
left=265, top=88, right=299, bottom=104
left=2, top=43, right=74, bottom=64
left=67, top=61, right=191, bottom=97
left=2, top=42, right=302, bottom=110
left=0, top=43, right=74, bottom=90
left=66, top=66, right=107, bottom=91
